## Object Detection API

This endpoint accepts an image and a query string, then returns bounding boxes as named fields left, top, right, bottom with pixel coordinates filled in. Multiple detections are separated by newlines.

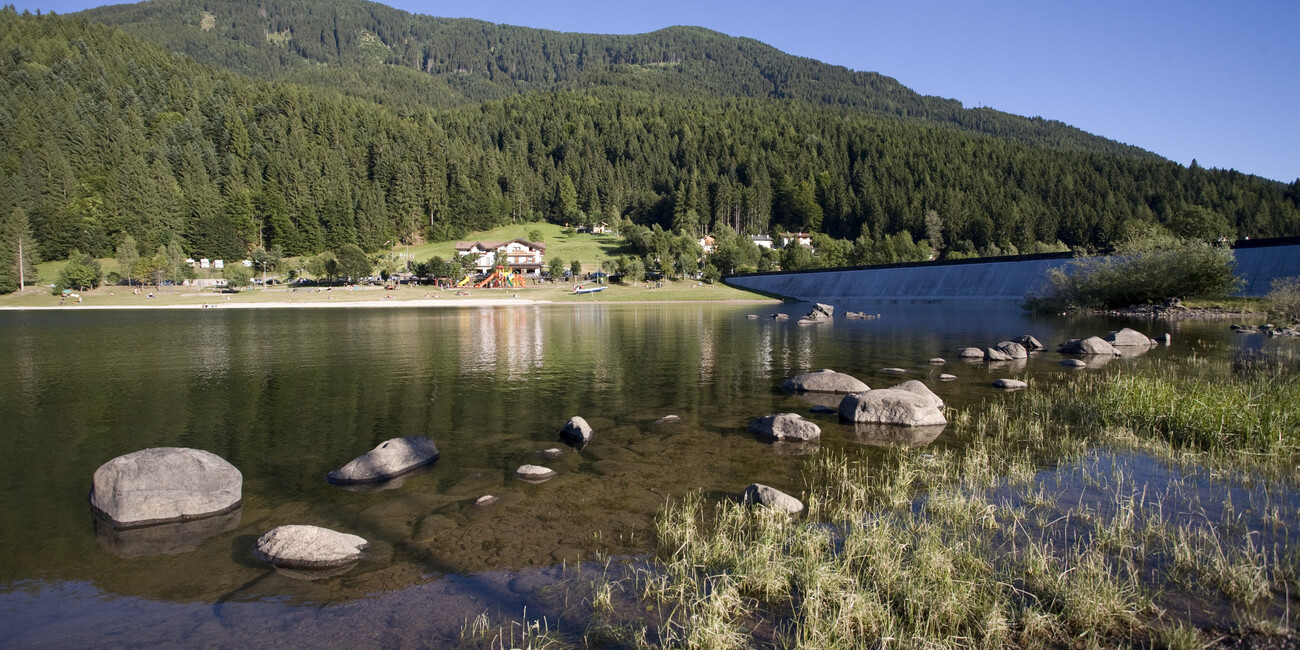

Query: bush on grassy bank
left=1023, top=231, right=1241, bottom=312
left=1266, top=276, right=1300, bottom=324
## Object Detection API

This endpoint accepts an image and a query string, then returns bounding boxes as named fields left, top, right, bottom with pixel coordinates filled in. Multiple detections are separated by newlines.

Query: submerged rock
left=741, top=484, right=804, bottom=515
left=560, top=416, right=593, bottom=446
left=516, top=465, right=557, bottom=482
left=536, top=448, right=564, bottom=460
left=782, top=369, right=869, bottom=394
left=327, top=436, right=439, bottom=484
left=654, top=415, right=682, bottom=425
left=845, top=422, right=946, bottom=447
left=1060, top=359, right=1088, bottom=368
left=254, top=525, right=367, bottom=570
left=90, top=447, right=242, bottom=528
left=475, top=495, right=499, bottom=507
left=939, top=374, right=957, bottom=381
left=748, top=413, right=822, bottom=442
left=992, top=378, right=1028, bottom=390
left=881, top=367, right=908, bottom=375
left=929, top=358, right=946, bottom=365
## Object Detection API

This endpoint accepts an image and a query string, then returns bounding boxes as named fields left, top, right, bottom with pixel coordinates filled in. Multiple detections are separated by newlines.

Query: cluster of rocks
left=743, top=369, right=953, bottom=514
left=957, top=334, right=1043, bottom=363
left=1058, top=327, right=1164, bottom=356
left=90, top=438, right=448, bottom=577
left=513, top=416, right=592, bottom=483
left=1232, top=323, right=1300, bottom=337
left=746, top=303, right=881, bottom=322
left=798, top=303, right=835, bottom=324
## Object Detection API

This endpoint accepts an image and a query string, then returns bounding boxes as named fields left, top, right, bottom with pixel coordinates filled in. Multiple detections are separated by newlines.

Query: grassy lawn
left=0, top=277, right=772, bottom=308
left=401, top=222, right=629, bottom=273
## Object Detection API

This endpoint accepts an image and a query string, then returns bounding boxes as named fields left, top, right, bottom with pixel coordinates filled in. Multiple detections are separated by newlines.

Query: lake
left=0, top=301, right=1269, bottom=647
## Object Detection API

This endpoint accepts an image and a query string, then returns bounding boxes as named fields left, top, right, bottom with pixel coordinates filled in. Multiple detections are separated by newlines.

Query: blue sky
left=15, top=0, right=1299, bottom=182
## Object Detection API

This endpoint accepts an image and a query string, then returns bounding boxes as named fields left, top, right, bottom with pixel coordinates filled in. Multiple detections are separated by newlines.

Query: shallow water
left=0, top=301, right=1273, bottom=646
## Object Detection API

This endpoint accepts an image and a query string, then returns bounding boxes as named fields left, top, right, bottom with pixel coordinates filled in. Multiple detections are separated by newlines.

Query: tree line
left=1, top=9, right=1298, bottom=294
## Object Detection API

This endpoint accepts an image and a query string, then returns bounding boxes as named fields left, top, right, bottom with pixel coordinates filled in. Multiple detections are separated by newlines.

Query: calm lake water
left=0, top=301, right=1274, bottom=647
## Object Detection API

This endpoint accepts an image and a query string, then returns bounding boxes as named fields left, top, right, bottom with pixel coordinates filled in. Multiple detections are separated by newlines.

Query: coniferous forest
left=1, top=1, right=1298, bottom=292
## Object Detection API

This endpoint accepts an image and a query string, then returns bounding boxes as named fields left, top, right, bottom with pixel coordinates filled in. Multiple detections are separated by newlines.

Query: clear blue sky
left=15, top=0, right=1300, bottom=182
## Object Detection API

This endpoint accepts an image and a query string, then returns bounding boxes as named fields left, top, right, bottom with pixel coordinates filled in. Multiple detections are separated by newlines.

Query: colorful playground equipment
left=474, top=266, right=528, bottom=289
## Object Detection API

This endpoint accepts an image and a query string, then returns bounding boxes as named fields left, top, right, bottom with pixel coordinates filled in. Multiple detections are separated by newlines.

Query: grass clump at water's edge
left=485, top=350, right=1300, bottom=648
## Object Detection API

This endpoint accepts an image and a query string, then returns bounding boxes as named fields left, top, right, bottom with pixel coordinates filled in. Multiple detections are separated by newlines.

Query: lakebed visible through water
left=0, top=302, right=1293, bottom=647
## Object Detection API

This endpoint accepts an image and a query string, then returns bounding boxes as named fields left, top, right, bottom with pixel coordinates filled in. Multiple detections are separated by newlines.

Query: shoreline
left=0, top=297, right=781, bottom=312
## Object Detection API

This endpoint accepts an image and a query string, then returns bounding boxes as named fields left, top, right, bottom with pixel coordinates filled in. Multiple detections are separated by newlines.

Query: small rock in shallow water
left=929, top=358, right=946, bottom=365
left=748, top=413, right=821, bottom=442
left=992, top=378, right=1028, bottom=390
left=254, top=525, right=367, bottom=570
left=881, top=367, right=908, bottom=375
left=516, top=465, right=556, bottom=482
left=327, top=436, right=439, bottom=484
left=958, top=347, right=984, bottom=359
left=536, top=447, right=564, bottom=459
left=1060, top=359, right=1088, bottom=368
left=560, top=416, right=593, bottom=446
left=654, top=415, right=682, bottom=425
left=939, top=374, right=957, bottom=381
left=475, top=495, right=499, bottom=507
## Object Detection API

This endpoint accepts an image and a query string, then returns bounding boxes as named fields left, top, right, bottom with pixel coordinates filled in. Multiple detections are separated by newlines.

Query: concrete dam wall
left=724, top=239, right=1300, bottom=302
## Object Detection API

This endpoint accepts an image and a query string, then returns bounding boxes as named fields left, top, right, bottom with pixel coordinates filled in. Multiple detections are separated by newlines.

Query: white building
left=453, top=239, right=547, bottom=274
left=780, top=232, right=814, bottom=249
left=751, top=235, right=774, bottom=249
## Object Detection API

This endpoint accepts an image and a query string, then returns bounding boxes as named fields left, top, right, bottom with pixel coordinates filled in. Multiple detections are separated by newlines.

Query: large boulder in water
left=891, top=380, right=945, bottom=409
left=1013, top=335, right=1045, bottom=351
left=993, top=341, right=1029, bottom=359
left=327, top=436, right=439, bottom=484
left=560, top=416, right=593, bottom=446
left=1105, top=327, right=1151, bottom=347
left=90, top=447, right=242, bottom=528
left=782, top=369, right=869, bottom=394
left=749, top=413, right=821, bottom=442
left=254, top=525, right=367, bottom=570
left=799, top=303, right=835, bottom=323
left=1058, top=336, right=1121, bottom=356
left=957, top=347, right=985, bottom=359
left=984, top=347, right=1013, bottom=361
left=741, top=484, right=804, bottom=515
left=839, top=387, right=947, bottom=427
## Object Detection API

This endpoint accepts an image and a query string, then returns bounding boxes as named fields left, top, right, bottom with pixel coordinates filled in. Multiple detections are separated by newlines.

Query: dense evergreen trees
left=0, top=7, right=1297, bottom=295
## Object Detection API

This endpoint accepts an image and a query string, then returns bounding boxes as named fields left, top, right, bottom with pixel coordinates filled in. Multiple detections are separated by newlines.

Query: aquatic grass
left=560, top=353, right=1300, bottom=647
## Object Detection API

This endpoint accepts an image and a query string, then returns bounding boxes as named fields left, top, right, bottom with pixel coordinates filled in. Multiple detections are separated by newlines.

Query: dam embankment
left=724, top=237, right=1300, bottom=302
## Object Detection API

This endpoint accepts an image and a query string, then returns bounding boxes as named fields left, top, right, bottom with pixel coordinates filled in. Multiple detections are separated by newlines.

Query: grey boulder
left=327, top=436, right=439, bottom=484
left=90, top=447, right=242, bottom=528
left=560, top=416, right=593, bottom=446
left=958, top=347, right=985, bottom=359
left=1058, top=336, right=1121, bottom=356
left=1060, top=359, right=1088, bottom=368
left=992, top=378, right=1028, bottom=390
left=1106, top=327, right=1152, bottom=347
left=741, top=484, right=804, bottom=515
left=892, top=380, right=945, bottom=409
left=984, top=347, right=1013, bottom=361
left=254, top=524, right=367, bottom=570
left=1014, top=335, right=1045, bottom=351
left=782, top=369, right=869, bottom=394
left=749, top=413, right=822, bottom=442
left=994, top=341, right=1029, bottom=359
left=839, top=386, right=947, bottom=427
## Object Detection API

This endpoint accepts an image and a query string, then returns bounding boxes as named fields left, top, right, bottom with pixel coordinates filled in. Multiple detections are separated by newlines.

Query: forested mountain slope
left=1, top=9, right=1297, bottom=284
left=80, top=0, right=1147, bottom=156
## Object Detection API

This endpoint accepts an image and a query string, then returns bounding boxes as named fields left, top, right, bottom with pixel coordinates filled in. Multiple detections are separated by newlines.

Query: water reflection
left=94, top=509, right=242, bottom=559
left=844, top=423, right=947, bottom=448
